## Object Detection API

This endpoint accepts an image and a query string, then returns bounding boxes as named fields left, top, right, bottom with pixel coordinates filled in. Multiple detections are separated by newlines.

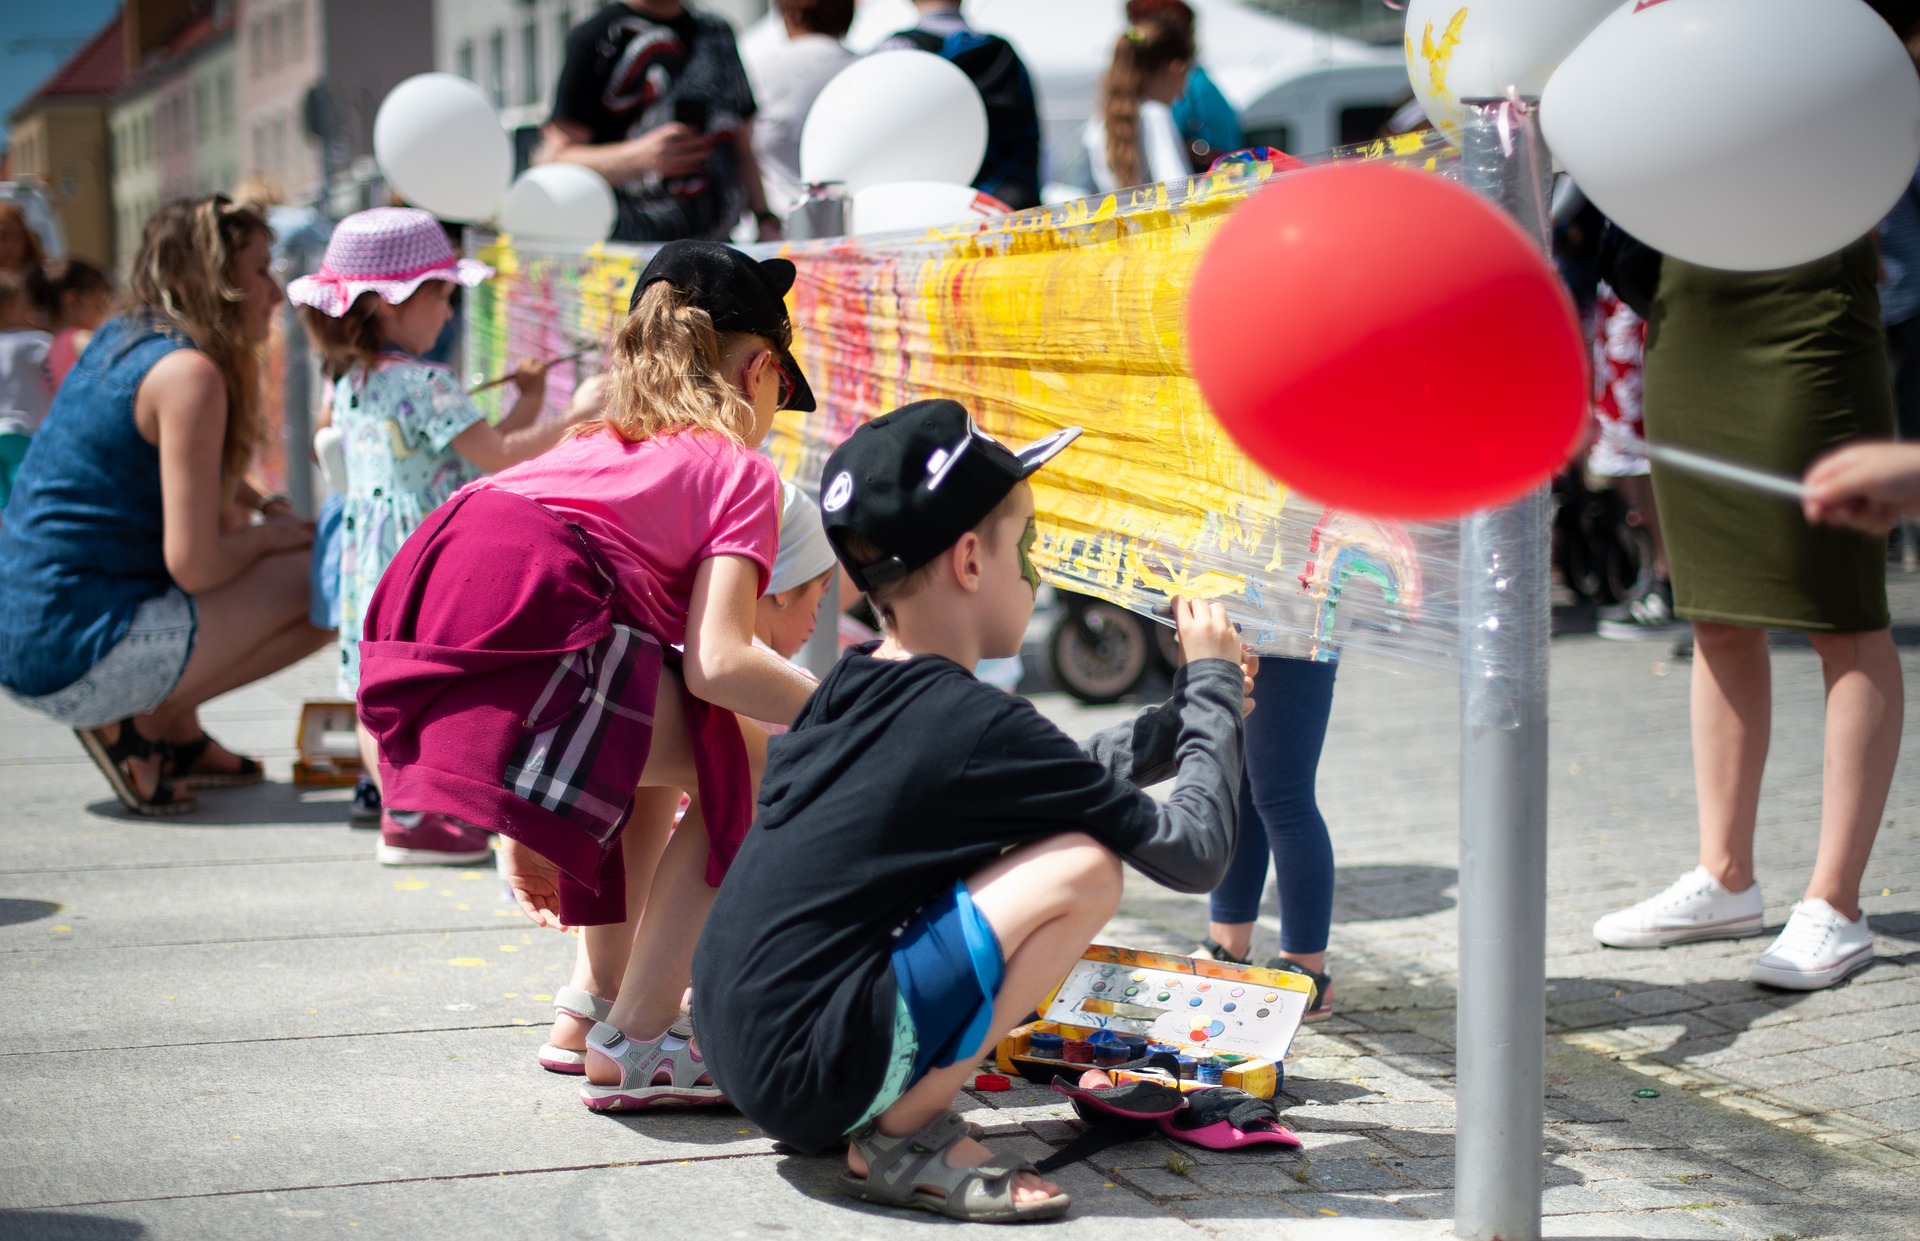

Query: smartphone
left=672, top=98, right=709, bottom=133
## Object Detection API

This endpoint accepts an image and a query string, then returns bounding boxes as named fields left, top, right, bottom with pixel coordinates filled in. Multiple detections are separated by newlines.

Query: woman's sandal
left=1268, top=958, right=1334, bottom=1022
left=74, top=717, right=196, bottom=817
left=844, top=1109, right=1071, bottom=1223
left=164, top=733, right=264, bottom=790
left=538, top=986, right=613, bottom=1075
left=1193, top=937, right=1252, bottom=966
left=578, top=1018, right=727, bottom=1110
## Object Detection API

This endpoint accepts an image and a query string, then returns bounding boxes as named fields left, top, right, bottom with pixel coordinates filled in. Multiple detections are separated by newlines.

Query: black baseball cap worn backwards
left=632, top=240, right=816, bottom=413
left=820, top=398, right=1082, bottom=592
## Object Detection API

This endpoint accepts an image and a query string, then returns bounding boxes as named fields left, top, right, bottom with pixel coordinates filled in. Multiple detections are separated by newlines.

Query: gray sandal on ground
left=537, top=986, right=613, bottom=1074
left=577, top=1018, right=726, bottom=1111
left=843, top=1109, right=1071, bottom=1223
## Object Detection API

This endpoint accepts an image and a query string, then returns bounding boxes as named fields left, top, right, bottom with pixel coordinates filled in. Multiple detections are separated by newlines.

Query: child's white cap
left=769, top=480, right=839, bottom=596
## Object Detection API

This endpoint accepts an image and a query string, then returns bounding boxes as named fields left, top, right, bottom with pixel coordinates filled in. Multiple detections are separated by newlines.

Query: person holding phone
left=539, top=1, right=781, bottom=243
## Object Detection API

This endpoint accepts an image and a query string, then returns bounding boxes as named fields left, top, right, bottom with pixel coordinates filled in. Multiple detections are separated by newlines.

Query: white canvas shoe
left=1750, top=899, right=1874, bottom=990
left=1593, top=865, right=1765, bottom=948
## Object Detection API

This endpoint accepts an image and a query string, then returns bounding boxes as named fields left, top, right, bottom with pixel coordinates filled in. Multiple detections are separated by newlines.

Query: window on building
left=521, top=20, right=539, bottom=106
left=488, top=29, right=506, bottom=108
left=196, top=82, right=210, bottom=141
left=289, top=0, right=307, bottom=62
left=250, top=18, right=264, bottom=76
left=272, top=116, right=288, bottom=180
left=267, top=10, right=284, bottom=71
left=143, top=113, right=154, bottom=164
left=555, top=7, right=575, bottom=84
left=253, top=122, right=267, bottom=172
left=458, top=39, right=475, bottom=82
left=218, top=72, right=234, bottom=133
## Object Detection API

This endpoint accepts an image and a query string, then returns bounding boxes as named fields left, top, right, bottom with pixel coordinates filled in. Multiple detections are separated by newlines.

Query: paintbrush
left=467, top=343, right=599, bottom=395
left=1645, top=443, right=1807, bottom=503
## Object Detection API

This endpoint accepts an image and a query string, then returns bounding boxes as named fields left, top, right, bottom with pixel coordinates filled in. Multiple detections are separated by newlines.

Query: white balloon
left=499, top=164, right=618, bottom=244
left=373, top=73, right=514, bottom=222
left=851, top=181, right=1009, bottom=235
left=1543, top=0, right=1920, bottom=272
left=799, top=50, right=987, bottom=194
left=1404, top=0, right=1622, bottom=148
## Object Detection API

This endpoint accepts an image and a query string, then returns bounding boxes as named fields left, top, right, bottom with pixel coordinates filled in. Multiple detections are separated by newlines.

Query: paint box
left=994, top=943, right=1315, bottom=1099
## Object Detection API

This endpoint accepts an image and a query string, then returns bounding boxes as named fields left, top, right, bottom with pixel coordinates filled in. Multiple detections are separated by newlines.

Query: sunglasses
left=768, top=352, right=797, bottom=409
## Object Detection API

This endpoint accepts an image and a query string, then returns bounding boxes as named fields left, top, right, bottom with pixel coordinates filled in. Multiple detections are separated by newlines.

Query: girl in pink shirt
left=357, top=241, right=821, bottom=1110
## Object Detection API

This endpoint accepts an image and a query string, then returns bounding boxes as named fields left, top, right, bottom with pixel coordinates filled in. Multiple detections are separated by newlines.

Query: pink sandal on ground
left=537, top=986, right=613, bottom=1075
left=579, top=1018, right=727, bottom=1111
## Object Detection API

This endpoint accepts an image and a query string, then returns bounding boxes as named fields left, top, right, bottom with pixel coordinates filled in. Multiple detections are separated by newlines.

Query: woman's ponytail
left=1101, top=18, right=1194, bottom=190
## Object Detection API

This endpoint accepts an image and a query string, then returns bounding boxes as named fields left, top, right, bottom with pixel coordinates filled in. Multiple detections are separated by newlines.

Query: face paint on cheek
left=1017, top=517, right=1041, bottom=594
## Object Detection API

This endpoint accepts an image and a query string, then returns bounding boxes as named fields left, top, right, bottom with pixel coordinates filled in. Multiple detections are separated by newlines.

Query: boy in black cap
left=692, top=399, right=1252, bottom=1222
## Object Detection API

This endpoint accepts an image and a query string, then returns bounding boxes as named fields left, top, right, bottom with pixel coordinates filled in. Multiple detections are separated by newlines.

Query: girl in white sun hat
left=290, top=206, right=599, bottom=865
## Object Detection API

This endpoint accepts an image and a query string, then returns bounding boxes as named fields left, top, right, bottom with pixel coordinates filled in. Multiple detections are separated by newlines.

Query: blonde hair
left=589, top=280, right=781, bottom=445
left=126, top=196, right=274, bottom=501
left=1102, top=18, right=1194, bottom=189
left=840, top=485, right=1027, bottom=627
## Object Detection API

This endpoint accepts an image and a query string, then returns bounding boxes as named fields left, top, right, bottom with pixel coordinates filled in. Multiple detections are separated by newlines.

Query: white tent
left=739, top=0, right=1409, bottom=184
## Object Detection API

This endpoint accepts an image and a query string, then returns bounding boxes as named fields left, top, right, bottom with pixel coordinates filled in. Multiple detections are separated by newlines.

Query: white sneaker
left=1593, top=866, right=1765, bottom=948
left=1750, top=899, right=1874, bottom=990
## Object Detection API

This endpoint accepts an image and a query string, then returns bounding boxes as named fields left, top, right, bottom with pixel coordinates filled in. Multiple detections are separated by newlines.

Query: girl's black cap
left=631, top=240, right=816, bottom=412
left=819, top=399, right=1081, bottom=592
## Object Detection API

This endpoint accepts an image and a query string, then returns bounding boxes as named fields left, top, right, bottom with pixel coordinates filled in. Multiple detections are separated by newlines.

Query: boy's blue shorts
left=892, top=880, right=1007, bottom=1082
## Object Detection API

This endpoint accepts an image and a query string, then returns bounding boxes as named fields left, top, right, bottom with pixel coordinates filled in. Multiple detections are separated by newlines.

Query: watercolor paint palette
left=995, top=943, right=1316, bottom=1099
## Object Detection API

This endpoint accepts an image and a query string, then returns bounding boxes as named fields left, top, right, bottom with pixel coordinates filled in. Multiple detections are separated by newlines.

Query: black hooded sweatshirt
left=692, top=644, right=1245, bottom=1153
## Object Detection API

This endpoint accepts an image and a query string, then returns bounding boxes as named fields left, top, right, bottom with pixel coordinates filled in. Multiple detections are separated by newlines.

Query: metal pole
left=281, top=299, right=316, bottom=516
left=1454, top=98, right=1554, bottom=1241
left=784, top=183, right=851, bottom=681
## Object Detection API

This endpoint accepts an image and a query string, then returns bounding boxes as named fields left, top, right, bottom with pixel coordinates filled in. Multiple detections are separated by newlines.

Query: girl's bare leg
left=548, top=786, right=678, bottom=1054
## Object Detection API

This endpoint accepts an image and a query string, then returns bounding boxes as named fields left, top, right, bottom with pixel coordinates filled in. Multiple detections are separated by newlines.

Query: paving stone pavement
left=3, top=580, right=1919, bottom=1239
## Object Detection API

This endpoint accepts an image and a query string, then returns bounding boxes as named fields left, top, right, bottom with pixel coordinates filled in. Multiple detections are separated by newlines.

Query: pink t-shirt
left=476, top=428, right=780, bottom=647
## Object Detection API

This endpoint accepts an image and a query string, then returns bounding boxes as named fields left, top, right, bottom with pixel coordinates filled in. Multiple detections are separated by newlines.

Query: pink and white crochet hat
left=287, top=207, right=493, bottom=317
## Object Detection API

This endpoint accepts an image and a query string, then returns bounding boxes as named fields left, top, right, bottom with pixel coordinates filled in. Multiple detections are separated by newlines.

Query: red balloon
left=1186, top=162, right=1586, bottom=519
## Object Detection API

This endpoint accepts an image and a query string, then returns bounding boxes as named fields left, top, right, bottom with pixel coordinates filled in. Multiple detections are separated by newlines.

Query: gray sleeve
left=1078, top=688, right=1183, bottom=788
left=1112, top=659, right=1246, bottom=894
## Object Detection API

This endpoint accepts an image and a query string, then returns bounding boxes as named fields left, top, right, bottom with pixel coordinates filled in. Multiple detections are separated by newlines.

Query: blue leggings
left=1207, top=656, right=1339, bottom=955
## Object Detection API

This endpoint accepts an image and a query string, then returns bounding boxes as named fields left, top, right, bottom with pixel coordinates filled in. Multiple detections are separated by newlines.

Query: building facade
left=6, top=15, right=129, bottom=267
left=236, top=0, right=434, bottom=211
left=108, top=3, right=240, bottom=270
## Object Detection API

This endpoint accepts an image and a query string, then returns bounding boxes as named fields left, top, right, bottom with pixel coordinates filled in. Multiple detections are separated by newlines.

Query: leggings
left=1206, top=655, right=1339, bottom=955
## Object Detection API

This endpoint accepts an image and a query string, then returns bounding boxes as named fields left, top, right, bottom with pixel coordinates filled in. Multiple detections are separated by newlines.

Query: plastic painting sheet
left=466, top=130, right=1469, bottom=667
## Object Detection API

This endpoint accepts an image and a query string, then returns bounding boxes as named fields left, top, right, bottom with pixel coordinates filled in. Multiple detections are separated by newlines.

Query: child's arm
left=450, top=364, right=597, bottom=473
left=683, top=553, right=819, bottom=726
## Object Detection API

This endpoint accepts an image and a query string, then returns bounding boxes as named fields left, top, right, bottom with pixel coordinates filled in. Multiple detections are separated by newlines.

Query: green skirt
left=1641, top=238, right=1892, bottom=632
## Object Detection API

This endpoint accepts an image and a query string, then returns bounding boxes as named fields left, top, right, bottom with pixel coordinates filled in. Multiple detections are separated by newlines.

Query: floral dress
left=334, top=353, right=484, bottom=694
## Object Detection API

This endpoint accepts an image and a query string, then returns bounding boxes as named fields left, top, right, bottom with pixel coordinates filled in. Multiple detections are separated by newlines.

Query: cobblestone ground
left=2, top=581, right=1917, bottom=1239
left=1061, top=575, right=1920, bottom=1238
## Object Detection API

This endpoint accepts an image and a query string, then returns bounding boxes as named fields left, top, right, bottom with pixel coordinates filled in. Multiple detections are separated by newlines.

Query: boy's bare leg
left=846, top=832, right=1125, bottom=1207
left=549, top=786, right=677, bottom=1054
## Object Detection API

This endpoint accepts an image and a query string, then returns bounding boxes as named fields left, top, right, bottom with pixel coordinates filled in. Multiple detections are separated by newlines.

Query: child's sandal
left=1194, top=937, right=1252, bottom=966
left=578, top=1018, right=726, bottom=1110
left=74, top=717, right=196, bottom=817
left=537, top=986, right=613, bottom=1075
left=843, top=1109, right=1071, bottom=1223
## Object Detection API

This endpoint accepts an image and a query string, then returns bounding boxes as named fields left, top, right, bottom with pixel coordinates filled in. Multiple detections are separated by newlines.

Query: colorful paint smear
left=467, top=130, right=1472, bottom=668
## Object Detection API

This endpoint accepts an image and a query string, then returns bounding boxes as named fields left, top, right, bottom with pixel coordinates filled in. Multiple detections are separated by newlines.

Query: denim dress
left=0, top=317, right=187, bottom=700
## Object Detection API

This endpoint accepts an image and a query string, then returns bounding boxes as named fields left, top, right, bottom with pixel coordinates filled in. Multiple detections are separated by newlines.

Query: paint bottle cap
left=974, top=1073, right=1012, bottom=1092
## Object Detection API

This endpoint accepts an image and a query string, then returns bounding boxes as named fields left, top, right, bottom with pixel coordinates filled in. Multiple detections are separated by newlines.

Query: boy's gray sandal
left=843, top=1109, right=1071, bottom=1223
left=577, top=1018, right=726, bottom=1111
left=537, top=987, right=614, bottom=1074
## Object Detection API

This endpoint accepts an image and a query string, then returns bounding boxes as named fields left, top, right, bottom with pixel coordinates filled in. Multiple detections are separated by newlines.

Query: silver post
left=281, top=300, right=316, bottom=516
left=1454, top=97, right=1554, bottom=1241
left=781, top=183, right=851, bottom=681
